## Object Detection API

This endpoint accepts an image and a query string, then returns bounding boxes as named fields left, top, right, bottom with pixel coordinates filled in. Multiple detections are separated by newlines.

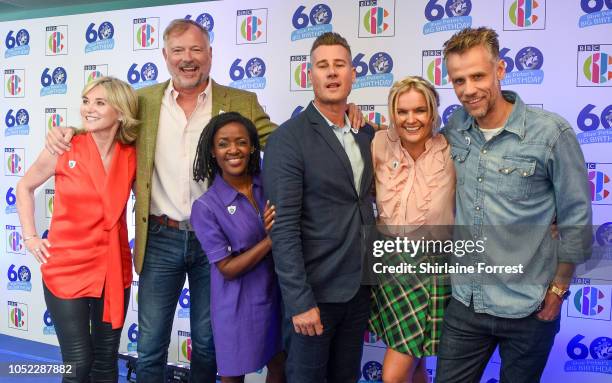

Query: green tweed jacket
left=133, top=79, right=277, bottom=274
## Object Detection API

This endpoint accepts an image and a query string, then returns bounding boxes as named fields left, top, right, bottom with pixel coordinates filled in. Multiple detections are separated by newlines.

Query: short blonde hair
left=81, top=76, right=139, bottom=144
left=388, top=76, right=441, bottom=132
left=163, top=19, right=210, bottom=45
left=443, top=27, right=500, bottom=62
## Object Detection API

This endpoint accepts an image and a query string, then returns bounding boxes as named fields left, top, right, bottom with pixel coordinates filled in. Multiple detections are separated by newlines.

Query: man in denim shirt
left=435, top=27, right=592, bottom=383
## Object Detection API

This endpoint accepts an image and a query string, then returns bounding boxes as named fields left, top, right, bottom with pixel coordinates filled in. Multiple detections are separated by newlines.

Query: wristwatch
left=548, top=283, right=570, bottom=300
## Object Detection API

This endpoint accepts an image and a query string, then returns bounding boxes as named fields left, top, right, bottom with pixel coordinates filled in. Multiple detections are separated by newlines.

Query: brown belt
left=149, top=215, right=193, bottom=231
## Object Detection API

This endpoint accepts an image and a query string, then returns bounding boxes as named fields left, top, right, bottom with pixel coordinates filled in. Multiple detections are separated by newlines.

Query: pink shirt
left=372, top=128, right=455, bottom=227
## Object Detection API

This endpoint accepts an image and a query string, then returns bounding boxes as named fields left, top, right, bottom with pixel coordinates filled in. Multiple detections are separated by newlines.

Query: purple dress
left=190, top=174, right=281, bottom=376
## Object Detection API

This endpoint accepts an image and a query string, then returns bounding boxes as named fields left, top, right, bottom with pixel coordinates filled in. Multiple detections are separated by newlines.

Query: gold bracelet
left=23, top=234, right=38, bottom=241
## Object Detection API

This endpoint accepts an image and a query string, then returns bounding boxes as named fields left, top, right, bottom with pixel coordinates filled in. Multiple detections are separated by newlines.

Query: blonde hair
left=163, top=19, right=210, bottom=45
left=82, top=76, right=139, bottom=144
left=443, top=27, right=500, bottom=63
left=388, top=76, right=441, bottom=132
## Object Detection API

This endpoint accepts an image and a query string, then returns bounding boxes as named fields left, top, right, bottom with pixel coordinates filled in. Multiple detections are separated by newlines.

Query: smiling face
left=80, top=85, right=120, bottom=134
left=309, top=44, right=356, bottom=107
left=394, top=89, right=434, bottom=154
left=212, top=122, right=253, bottom=183
left=446, top=44, right=506, bottom=123
left=163, top=24, right=212, bottom=92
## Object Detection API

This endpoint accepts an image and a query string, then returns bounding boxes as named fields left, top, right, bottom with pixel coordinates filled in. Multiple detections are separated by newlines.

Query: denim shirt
left=443, top=91, right=592, bottom=318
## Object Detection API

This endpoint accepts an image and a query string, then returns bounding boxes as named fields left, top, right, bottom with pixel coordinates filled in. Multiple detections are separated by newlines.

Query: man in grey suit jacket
left=264, top=32, right=375, bottom=382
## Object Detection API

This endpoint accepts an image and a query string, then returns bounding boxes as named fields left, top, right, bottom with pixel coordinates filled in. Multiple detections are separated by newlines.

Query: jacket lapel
left=143, top=81, right=167, bottom=165
left=306, top=103, right=356, bottom=192
left=211, top=80, right=230, bottom=116
left=354, top=131, right=373, bottom=197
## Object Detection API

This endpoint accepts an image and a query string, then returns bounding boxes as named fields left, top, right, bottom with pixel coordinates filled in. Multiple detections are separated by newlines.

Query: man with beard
left=436, top=27, right=592, bottom=383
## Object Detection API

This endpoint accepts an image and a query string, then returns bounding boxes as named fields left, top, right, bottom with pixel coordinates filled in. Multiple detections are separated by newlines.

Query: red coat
left=44, top=133, right=136, bottom=329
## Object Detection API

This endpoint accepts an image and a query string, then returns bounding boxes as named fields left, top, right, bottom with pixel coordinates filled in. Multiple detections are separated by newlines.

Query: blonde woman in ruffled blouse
left=369, top=76, right=456, bottom=383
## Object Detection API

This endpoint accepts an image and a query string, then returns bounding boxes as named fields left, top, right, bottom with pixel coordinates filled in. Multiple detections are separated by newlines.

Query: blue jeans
left=136, top=222, right=216, bottom=383
left=435, top=297, right=560, bottom=383
left=286, top=286, right=370, bottom=383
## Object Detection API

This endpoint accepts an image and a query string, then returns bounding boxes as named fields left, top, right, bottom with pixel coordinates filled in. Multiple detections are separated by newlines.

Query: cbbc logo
left=504, top=0, right=546, bottom=31
left=579, top=0, right=612, bottom=28
left=126, top=323, right=138, bottom=352
left=5, top=148, right=25, bottom=177
left=422, top=50, right=450, bottom=89
left=423, top=0, right=472, bottom=34
left=178, top=330, right=192, bottom=363
left=572, top=286, right=610, bottom=318
left=290, top=55, right=311, bottom=91
left=363, top=330, right=380, bottom=344
left=84, top=64, right=109, bottom=86
left=236, top=9, right=268, bottom=44
left=7, top=264, right=32, bottom=292
left=359, top=0, right=395, bottom=37
left=499, top=46, right=544, bottom=85
left=565, top=334, right=612, bottom=374
left=291, top=4, right=333, bottom=41
left=45, top=25, right=68, bottom=56
left=586, top=162, right=611, bottom=204
left=5, top=186, right=17, bottom=214
left=4, top=108, right=30, bottom=136
left=8, top=301, right=28, bottom=331
left=360, top=361, right=383, bottom=382
left=5, top=28, right=30, bottom=58
left=577, top=45, right=612, bottom=87
left=184, top=13, right=215, bottom=42
left=353, top=52, right=394, bottom=89
left=127, top=62, right=158, bottom=90
left=45, top=108, right=67, bottom=131
left=133, top=18, right=159, bottom=50
left=85, top=22, right=115, bottom=53
left=40, top=67, right=68, bottom=97
left=6, top=225, right=25, bottom=254
left=4, top=69, right=25, bottom=98
left=358, top=105, right=388, bottom=128
left=43, top=309, right=55, bottom=335
left=177, top=288, right=190, bottom=318
left=576, top=104, right=612, bottom=144
left=228, top=57, right=267, bottom=90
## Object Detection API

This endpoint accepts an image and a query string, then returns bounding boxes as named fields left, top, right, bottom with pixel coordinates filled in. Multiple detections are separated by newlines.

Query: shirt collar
left=311, top=101, right=353, bottom=133
left=165, top=78, right=211, bottom=102
left=211, top=173, right=262, bottom=206
left=460, top=90, right=526, bottom=140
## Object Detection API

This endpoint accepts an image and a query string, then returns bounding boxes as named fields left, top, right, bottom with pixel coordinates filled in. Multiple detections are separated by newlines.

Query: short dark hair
left=443, top=27, right=500, bottom=62
left=193, top=112, right=261, bottom=183
left=310, top=32, right=352, bottom=57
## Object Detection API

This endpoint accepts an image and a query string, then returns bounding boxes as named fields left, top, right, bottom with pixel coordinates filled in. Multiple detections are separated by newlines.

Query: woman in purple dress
left=190, top=112, right=285, bottom=383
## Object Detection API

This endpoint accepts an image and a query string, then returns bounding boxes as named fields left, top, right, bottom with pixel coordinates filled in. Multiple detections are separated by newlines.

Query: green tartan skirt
left=368, top=255, right=451, bottom=357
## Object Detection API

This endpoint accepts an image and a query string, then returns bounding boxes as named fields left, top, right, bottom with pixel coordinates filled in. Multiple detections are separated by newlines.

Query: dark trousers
left=43, top=282, right=130, bottom=383
left=435, top=297, right=560, bottom=383
left=286, top=286, right=371, bottom=383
